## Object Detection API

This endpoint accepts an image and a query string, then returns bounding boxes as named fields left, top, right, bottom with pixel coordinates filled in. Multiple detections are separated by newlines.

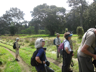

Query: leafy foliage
left=76, top=26, right=84, bottom=38
left=9, top=26, right=16, bottom=35
left=31, top=4, right=66, bottom=35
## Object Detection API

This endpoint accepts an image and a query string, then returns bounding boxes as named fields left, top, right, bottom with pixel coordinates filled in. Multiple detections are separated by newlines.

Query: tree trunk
left=80, top=0, right=83, bottom=27
left=50, top=31, right=55, bottom=36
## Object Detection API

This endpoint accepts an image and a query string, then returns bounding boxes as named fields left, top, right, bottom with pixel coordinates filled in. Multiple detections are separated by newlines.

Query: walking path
left=1, top=46, right=31, bottom=72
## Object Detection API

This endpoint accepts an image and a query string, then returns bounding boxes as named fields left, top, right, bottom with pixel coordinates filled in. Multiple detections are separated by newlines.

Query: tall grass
left=0, top=47, right=21, bottom=72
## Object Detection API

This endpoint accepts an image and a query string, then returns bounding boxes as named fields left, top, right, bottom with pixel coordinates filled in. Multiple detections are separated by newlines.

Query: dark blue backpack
left=53, top=38, right=56, bottom=45
left=13, top=42, right=16, bottom=49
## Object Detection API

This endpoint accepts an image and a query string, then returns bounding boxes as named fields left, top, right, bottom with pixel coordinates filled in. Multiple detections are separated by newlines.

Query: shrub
left=29, top=41, right=35, bottom=49
left=39, top=30, right=45, bottom=34
left=65, top=28, right=68, bottom=32
left=25, top=39, right=29, bottom=43
left=76, top=26, right=84, bottom=39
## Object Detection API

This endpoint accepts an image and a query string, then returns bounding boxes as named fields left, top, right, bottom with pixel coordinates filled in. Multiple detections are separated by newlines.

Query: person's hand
left=93, top=55, right=96, bottom=60
left=43, top=61, right=46, bottom=64
left=45, top=61, right=50, bottom=66
left=16, top=48, right=19, bottom=50
left=72, top=53, right=74, bottom=56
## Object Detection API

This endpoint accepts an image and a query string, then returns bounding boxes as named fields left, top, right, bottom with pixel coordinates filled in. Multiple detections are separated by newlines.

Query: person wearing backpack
left=35, top=38, right=47, bottom=72
left=55, top=33, right=61, bottom=58
left=78, top=28, right=96, bottom=72
left=62, top=32, right=73, bottom=72
left=15, top=38, right=20, bottom=61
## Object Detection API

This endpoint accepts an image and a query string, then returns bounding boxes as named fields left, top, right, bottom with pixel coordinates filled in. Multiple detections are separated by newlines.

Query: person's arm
left=64, top=41, right=71, bottom=54
left=81, top=44, right=96, bottom=60
left=35, top=49, right=45, bottom=64
left=35, top=57, right=45, bottom=64
left=15, top=42, right=19, bottom=50
left=82, top=32, right=96, bottom=59
left=55, top=38, right=58, bottom=46
left=65, top=47, right=70, bottom=54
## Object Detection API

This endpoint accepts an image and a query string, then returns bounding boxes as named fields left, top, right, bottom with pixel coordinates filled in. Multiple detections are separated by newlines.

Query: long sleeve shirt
left=55, top=37, right=61, bottom=46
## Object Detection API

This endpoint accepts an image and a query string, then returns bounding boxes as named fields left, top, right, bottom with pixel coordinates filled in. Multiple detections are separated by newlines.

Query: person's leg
left=15, top=49, right=19, bottom=61
left=66, top=54, right=72, bottom=72
left=57, top=46, right=59, bottom=58
left=78, top=54, right=82, bottom=72
left=78, top=55, right=94, bottom=72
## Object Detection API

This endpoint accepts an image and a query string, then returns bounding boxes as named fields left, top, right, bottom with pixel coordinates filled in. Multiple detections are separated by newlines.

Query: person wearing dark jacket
left=35, top=38, right=46, bottom=72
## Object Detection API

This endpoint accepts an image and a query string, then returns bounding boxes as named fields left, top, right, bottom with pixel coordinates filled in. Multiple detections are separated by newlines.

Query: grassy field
left=0, top=34, right=80, bottom=72
left=0, top=42, right=61, bottom=72
left=0, top=47, right=21, bottom=72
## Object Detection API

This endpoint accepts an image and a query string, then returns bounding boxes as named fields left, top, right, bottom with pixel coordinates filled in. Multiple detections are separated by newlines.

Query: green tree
left=67, top=0, right=88, bottom=27
left=9, top=26, right=16, bottom=35
left=29, top=19, right=40, bottom=34
left=31, top=4, right=66, bottom=35
left=83, top=3, right=96, bottom=31
left=1, top=7, right=25, bottom=35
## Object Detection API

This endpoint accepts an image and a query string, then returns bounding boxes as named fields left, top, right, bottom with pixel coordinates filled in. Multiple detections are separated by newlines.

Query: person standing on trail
left=78, top=28, right=96, bottom=72
left=55, top=33, right=61, bottom=58
left=15, top=38, right=20, bottom=61
left=62, top=32, right=73, bottom=72
left=35, top=38, right=46, bottom=72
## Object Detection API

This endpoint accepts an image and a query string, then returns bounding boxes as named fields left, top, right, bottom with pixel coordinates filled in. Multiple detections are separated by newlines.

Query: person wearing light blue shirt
left=62, top=32, right=73, bottom=72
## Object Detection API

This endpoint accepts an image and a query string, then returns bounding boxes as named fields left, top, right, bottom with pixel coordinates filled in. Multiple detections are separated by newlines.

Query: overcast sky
left=0, top=0, right=93, bottom=21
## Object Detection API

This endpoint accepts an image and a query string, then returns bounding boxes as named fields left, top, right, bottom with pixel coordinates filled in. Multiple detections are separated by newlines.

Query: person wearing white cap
left=35, top=38, right=46, bottom=72
left=55, top=33, right=61, bottom=58
left=15, top=38, right=20, bottom=61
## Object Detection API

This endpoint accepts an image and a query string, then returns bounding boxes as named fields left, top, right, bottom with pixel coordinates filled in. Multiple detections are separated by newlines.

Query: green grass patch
left=0, top=47, right=21, bottom=72
left=0, top=43, right=61, bottom=72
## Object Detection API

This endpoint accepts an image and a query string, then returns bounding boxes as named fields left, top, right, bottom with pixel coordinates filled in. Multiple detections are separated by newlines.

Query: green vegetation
left=76, top=26, right=84, bottom=39
left=0, top=34, right=81, bottom=72
left=0, top=42, right=61, bottom=72
left=0, top=47, right=21, bottom=72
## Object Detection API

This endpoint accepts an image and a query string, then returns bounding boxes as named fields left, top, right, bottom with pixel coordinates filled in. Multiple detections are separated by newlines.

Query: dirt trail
left=47, top=57, right=78, bottom=69
left=47, top=58, right=62, bottom=68
left=1, top=46, right=31, bottom=72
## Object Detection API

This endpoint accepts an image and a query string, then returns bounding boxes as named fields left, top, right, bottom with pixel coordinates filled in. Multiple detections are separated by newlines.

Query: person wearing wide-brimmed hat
left=55, top=33, right=61, bottom=58
left=35, top=38, right=46, bottom=72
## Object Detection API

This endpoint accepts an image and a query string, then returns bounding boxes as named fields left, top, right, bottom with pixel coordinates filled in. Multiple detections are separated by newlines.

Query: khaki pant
left=78, top=54, right=94, bottom=72
left=15, top=49, right=19, bottom=55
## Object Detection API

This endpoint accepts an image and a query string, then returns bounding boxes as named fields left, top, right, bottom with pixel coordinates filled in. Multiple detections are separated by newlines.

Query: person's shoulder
left=87, top=31, right=95, bottom=37
left=38, top=48, right=44, bottom=52
left=55, top=37, right=58, bottom=39
left=15, top=42, right=17, bottom=44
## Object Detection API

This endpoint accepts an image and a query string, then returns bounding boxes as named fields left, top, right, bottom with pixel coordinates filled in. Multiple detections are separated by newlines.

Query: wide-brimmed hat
left=35, top=38, right=45, bottom=48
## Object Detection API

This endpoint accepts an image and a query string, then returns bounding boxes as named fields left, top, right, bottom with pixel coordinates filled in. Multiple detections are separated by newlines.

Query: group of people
left=14, top=28, right=96, bottom=72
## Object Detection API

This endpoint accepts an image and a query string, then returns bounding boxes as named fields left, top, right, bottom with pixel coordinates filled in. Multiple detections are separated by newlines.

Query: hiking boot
left=15, top=59, right=20, bottom=61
